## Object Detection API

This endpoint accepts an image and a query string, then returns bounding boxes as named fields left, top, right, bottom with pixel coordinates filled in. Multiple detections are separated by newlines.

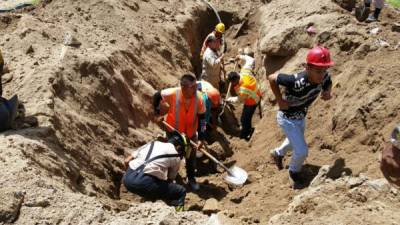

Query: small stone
left=202, top=198, right=220, bottom=214
left=347, top=177, right=367, bottom=189
left=369, top=27, right=380, bottom=35
left=366, top=179, right=389, bottom=192
left=25, top=199, right=50, bottom=208
left=375, top=39, right=390, bottom=48
left=310, top=165, right=330, bottom=187
left=0, top=189, right=25, bottom=223
left=392, top=23, right=400, bottom=33
left=390, top=187, right=398, bottom=196
left=64, top=33, right=82, bottom=47
left=26, top=45, right=34, bottom=54
left=230, top=191, right=250, bottom=204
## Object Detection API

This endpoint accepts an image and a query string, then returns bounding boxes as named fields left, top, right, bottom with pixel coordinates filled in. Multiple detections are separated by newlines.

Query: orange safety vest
left=234, top=74, right=262, bottom=106
left=162, top=87, right=205, bottom=138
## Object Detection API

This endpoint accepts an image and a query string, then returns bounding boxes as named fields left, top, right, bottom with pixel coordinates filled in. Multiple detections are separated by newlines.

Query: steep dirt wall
left=0, top=0, right=215, bottom=223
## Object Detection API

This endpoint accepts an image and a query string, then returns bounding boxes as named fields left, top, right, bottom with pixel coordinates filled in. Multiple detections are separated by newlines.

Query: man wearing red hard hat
left=268, top=46, right=334, bottom=189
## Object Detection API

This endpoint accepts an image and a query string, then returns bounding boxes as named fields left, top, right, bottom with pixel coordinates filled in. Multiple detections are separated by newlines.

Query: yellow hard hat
left=215, top=23, right=225, bottom=34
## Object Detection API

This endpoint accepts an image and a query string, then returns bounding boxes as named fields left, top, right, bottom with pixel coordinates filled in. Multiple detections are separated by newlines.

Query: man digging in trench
left=152, top=74, right=207, bottom=191
left=268, top=46, right=334, bottom=189
left=123, top=131, right=190, bottom=211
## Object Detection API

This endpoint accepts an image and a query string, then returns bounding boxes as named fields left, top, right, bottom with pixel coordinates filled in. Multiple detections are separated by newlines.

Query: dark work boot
left=188, top=177, right=200, bottom=191
left=270, top=149, right=284, bottom=170
left=289, top=170, right=305, bottom=190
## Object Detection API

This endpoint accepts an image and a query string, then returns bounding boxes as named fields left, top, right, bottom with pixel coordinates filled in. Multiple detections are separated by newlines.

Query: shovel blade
left=224, top=166, right=248, bottom=187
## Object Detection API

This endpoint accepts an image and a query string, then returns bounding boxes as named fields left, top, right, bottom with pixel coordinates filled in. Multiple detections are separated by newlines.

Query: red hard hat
left=306, top=46, right=334, bottom=67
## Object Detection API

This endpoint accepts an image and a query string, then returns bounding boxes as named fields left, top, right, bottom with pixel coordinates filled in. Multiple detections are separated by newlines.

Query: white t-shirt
left=239, top=55, right=255, bottom=73
left=129, top=141, right=181, bottom=181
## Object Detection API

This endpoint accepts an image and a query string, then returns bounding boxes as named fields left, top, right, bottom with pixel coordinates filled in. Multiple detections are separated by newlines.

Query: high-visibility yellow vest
left=234, top=74, right=262, bottom=106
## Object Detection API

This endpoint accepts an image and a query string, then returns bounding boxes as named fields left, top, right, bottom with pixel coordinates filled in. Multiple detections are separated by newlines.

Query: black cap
left=168, top=131, right=188, bottom=154
left=227, top=71, right=240, bottom=82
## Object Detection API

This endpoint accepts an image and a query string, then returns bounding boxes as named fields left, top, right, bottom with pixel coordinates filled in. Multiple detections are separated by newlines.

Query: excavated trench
left=0, top=0, right=266, bottom=218
left=14, top=2, right=248, bottom=212
left=104, top=4, right=254, bottom=214
left=3, top=1, right=400, bottom=224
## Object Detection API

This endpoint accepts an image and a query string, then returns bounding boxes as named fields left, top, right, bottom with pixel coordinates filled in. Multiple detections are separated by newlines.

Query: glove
left=226, top=96, right=239, bottom=103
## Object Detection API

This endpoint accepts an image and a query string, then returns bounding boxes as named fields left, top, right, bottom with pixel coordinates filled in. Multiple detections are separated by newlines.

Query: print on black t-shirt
left=276, top=71, right=332, bottom=120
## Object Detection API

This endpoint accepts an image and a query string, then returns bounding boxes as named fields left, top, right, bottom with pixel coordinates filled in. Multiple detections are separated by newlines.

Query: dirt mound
left=0, top=0, right=215, bottom=223
left=268, top=171, right=400, bottom=225
left=1, top=0, right=400, bottom=224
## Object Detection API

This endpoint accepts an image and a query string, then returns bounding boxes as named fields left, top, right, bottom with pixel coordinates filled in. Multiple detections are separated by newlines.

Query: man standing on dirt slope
left=268, top=46, right=334, bottom=189
left=201, top=35, right=225, bottom=90
left=200, top=22, right=225, bottom=59
left=152, top=74, right=207, bottom=191
left=365, top=0, right=385, bottom=22
left=380, top=124, right=400, bottom=188
left=123, top=131, right=189, bottom=211
left=197, top=80, right=222, bottom=142
left=226, top=53, right=262, bottom=141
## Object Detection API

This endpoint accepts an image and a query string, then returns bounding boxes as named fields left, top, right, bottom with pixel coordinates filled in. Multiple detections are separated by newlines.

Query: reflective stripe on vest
left=240, top=87, right=260, bottom=103
left=174, top=89, right=198, bottom=133
left=240, top=68, right=254, bottom=76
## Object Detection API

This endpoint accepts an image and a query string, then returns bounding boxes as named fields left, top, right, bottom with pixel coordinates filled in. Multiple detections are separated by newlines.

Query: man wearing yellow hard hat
left=200, top=22, right=225, bottom=59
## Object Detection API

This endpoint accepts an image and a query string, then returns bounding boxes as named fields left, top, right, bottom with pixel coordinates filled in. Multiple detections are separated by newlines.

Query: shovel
left=218, top=82, right=232, bottom=117
left=202, top=144, right=248, bottom=187
left=162, top=121, right=248, bottom=187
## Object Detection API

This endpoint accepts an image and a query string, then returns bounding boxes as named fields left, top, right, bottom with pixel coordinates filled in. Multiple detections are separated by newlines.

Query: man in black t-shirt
left=268, top=46, right=334, bottom=189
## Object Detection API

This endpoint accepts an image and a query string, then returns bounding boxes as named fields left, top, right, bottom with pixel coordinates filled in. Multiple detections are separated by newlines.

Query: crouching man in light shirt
left=123, top=131, right=190, bottom=211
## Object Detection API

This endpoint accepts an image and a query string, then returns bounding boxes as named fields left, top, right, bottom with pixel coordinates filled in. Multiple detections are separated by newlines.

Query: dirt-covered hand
left=321, top=91, right=332, bottom=100
left=277, top=98, right=289, bottom=110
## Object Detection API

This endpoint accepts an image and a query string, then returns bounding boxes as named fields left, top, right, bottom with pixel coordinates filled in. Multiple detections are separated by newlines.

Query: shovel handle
left=233, top=61, right=238, bottom=72
left=161, top=121, right=233, bottom=176
left=202, top=144, right=234, bottom=176
left=219, top=82, right=232, bottom=117
left=218, top=61, right=237, bottom=117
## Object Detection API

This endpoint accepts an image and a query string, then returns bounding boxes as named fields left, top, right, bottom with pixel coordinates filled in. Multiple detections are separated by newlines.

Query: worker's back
left=129, top=141, right=181, bottom=181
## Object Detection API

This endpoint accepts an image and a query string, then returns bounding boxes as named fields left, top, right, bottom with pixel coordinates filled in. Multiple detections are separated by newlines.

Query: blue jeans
left=123, top=168, right=186, bottom=206
left=274, top=111, right=307, bottom=173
